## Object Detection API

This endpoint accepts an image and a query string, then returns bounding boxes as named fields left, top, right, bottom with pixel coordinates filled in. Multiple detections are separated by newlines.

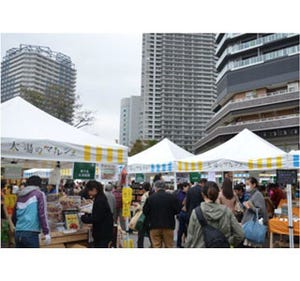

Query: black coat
left=143, top=189, right=181, bottom=230
left=81, top=193, right=113, bottom=242
left=186, top=185, right=204, bottom=219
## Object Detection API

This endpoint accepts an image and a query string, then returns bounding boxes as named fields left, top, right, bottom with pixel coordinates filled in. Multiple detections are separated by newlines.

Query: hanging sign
left=73, top=162, right=96, bottom=180
left=135, top=173, right=145, bottom=183
left=99, top=164, right=118, bottom=182
left=189, top=172, right=200, bottom=183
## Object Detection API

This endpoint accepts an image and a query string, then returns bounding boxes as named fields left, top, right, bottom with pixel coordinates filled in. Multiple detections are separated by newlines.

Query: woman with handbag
left=241, top=177, right=268, bottom=247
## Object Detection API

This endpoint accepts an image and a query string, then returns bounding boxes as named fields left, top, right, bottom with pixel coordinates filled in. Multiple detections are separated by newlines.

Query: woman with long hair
left=218, top=178, right=237, bottom=213
left=81, top=180, right=114, bottom=248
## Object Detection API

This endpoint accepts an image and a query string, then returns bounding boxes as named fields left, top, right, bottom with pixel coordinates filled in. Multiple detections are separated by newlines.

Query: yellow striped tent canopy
left=176, top=129, right=287, bottom=172
left=177, top=156, right=286, bottom=172
left=1, top=97, right=128, bottom=165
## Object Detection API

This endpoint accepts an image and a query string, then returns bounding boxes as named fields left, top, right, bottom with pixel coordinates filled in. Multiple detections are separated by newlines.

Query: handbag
left=135, top=213, right=146, bottom=231
left=129, top=210, right=142, bottom=230
left=242, top=208, right=267, bottom=244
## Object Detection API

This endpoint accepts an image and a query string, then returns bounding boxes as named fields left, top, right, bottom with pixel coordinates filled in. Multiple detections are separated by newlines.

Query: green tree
left=19, top=87, right=95, bottom=128
left=129, top=139, right=158, bottom=156
left=20, top=85, right=73, bottom=124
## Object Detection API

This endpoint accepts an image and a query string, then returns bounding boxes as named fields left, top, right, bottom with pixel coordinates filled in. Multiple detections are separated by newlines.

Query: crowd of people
left=0, top=172, right=292, bottom=248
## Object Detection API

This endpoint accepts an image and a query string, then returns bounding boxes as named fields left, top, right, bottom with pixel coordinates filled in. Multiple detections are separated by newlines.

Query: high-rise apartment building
left=194, top=33, right=299, bottom=153
left=1, top=44, right=76, bottom=123
left=140, top=33, right=217, bottom=152
left=119, top=96, right=142, bottom=147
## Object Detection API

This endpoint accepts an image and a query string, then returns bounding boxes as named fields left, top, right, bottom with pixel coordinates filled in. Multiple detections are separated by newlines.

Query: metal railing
left=217, top=44, right=300, bottom=82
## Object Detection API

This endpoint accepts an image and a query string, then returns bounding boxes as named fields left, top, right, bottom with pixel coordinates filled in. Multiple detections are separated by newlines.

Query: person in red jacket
left=268, top=183, right=285, bottom=208
left=112, top=185, right=125, bottom=230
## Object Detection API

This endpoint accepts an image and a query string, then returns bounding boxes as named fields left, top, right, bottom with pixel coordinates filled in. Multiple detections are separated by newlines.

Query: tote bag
left=129, top=210, right=142, bottom=230
left=242, top=208, right=267, bottom=244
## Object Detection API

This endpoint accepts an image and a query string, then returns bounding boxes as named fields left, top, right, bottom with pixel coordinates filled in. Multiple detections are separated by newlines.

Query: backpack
left=195, top=206, right=230, bottom=248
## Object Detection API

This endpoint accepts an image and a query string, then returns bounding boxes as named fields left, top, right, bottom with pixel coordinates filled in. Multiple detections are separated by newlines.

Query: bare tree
left=73, top=95, right=96, bottom=129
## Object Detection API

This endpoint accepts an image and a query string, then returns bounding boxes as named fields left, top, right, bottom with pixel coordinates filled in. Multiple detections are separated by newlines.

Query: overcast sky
left=1, top=33, right=142, bottom=144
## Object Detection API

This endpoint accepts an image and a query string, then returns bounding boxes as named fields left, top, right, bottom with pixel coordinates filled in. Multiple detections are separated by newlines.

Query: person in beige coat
left=185, top=181, right=244, bottom=248
left=218, top=178, right=237, bottom=212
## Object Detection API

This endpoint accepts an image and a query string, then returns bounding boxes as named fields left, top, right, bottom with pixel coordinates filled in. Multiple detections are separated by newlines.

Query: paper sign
left=99, top=164, right=118, bottom=181
left=49, top=168, right=60, bottom=185
left=4, top=166, right=22, bottom=179
left=65, top=213, right=80, bottom=230
left=122, top=187, right=132, bottom=204
left=122, top=203, right=131, bottom=218
left=208, top=172, right=216, bottom=181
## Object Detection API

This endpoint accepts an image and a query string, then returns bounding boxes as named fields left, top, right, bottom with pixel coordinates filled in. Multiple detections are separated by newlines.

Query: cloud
left=81, top=111, right=120, bottom=144
left=1, top=33, right=142, bottom=144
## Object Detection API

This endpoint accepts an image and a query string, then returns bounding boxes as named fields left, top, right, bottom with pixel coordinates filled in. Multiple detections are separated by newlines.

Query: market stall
left=176, top=128, right=287, bottom=172
left=269, top=199, right=300, bottom=248
left=128, top=138, right=193, bottom=174
left=128, top=138, right=193, bottom=191
left=1, top=97, right=128, bottom=166
left=176, top=129, right=299, bottom=248
left=1, top=97, right=128, bottom=247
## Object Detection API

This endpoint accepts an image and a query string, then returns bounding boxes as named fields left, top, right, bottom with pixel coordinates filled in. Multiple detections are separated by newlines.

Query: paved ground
left=122, top=231, right=299, bottom=248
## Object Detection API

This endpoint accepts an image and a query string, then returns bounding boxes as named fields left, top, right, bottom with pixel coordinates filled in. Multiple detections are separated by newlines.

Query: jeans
left=150, top=229, right=174, bottom=248
left=15, top=231, right=40, bottom=248
left=177, top=211, right=188, bottom=248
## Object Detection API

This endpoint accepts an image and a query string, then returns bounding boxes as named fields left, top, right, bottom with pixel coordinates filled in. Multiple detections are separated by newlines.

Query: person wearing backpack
left=185, top=181, right=244, bottom=248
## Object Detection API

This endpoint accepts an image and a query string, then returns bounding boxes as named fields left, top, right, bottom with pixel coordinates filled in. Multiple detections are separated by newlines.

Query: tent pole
left=286, top=184, right=294, bottom=248
left=55, top=162, right=61, bottom=194
left=173, top=170, right=177, bottom=190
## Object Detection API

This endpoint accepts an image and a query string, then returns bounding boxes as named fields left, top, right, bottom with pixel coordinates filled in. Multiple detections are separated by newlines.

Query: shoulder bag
left=242, top=208, right=267, bottom=244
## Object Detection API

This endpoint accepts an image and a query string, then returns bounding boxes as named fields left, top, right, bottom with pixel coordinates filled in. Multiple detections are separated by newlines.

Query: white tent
left=23, top=168, right=53, bottom=178
left=1, top=97, right=128, bottom=167
left=128, top=138, right=193, bottom=174
left=177, top=128, right=287, bottom=172
left=287, top=150, right=300, bottom=169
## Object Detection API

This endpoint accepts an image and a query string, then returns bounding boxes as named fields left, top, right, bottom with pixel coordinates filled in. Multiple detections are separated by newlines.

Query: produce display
left=47, top=202, right=63, bottom=230
left=46, top=194, right=60, bottom=202
left=80, top=199, right=93, bottom=214
left=45, top=195, right=92, bottom=233
left=59, top=196, right=81, bottom=210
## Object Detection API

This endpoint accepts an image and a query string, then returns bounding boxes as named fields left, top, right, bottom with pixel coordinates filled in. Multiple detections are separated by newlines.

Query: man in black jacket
left=186, top=178, right=207, bottom=222
left=143, top=180, right=181, bottom=248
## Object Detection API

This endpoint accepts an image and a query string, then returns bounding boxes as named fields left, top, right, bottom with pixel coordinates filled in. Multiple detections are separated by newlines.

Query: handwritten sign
left=276, top=169, right=297, bottom=188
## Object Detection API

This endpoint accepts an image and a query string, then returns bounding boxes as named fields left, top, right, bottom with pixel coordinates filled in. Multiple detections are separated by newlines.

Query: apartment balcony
left=194, top=115, right=299, bottom=152
left=206, top=90, right=299, bottom=132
